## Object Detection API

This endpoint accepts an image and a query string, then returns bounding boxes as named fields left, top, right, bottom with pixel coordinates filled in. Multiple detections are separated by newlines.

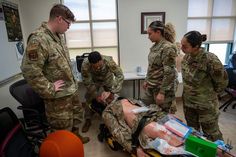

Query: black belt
left=131, top=114, right=150, bottom=154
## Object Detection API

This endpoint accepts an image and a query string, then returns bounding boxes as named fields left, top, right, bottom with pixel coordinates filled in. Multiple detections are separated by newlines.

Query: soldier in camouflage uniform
left=81, top=51, right=124, bottom=132
left=142, top=21, right=178, bottom=114
left=21, top=4, right=89, bottom=143
left=181, top=31, right=228, bottom=141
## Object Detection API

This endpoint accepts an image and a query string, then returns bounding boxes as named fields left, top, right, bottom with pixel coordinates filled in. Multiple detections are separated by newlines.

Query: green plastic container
left=185, top=135, right=217, bottom=157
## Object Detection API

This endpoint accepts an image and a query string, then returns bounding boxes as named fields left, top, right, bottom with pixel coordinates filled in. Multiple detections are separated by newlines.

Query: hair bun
left=201, top=34, right=207, bottom=42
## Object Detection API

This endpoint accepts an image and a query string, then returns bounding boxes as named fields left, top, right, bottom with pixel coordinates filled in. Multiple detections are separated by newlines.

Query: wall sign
left=2, top=2, right=23, bottom=41
left=141, top=12, right=165, bottom=34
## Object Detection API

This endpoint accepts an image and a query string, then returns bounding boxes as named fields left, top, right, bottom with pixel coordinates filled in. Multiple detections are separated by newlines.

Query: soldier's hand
left=136, top=147, right=150, bottom=157
left=143, top=81, right=148, bottom=90
left=156, top=93, right=165, bottom=105
left=87, top=85, right=97, bottom=93
left=111, top=84, right=121, bottom=94
left=53, top=80, right=65, bottom=91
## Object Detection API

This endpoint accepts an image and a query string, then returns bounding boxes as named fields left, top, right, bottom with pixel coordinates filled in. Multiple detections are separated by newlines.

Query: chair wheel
left=97, top=133, right=104, bottom=142
left=232, top=103, right=236, bottom=109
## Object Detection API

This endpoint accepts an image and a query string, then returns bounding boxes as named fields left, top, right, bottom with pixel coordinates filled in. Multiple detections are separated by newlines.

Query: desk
left=124, top=72, right=145, bottom=99
left=124, top=72, right=183, bottom=99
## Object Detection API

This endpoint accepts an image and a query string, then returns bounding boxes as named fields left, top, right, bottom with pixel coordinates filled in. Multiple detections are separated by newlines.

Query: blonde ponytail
left=164, top=23, right=176, bottom=43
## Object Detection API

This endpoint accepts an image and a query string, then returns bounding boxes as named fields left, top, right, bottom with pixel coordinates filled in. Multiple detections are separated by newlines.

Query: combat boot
left=72, top=127, right=90, bottom=144
left=82, top=119, right=92, bottom=133
left=77, top=133, right=90, bottom=144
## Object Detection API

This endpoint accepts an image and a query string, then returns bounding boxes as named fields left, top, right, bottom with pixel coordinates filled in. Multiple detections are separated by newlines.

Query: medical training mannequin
left=98, top=92, right=184, bottom=157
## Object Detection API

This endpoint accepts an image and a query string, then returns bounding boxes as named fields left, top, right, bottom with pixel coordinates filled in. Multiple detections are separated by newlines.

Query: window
left=188, top=0, right=236, bottom=65
left=202, top=43, right=233, bottom=64
left=63, top=0, right=119, bottom=64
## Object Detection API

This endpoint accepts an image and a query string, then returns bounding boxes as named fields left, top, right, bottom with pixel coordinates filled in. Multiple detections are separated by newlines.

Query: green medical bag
left=185, top=135, right=217, bottom=157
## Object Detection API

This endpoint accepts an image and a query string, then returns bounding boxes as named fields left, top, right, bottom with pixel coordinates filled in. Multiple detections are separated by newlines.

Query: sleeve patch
left=27, top=43, right=39, bottom=61
left=28, top=49, right=38, bottom=61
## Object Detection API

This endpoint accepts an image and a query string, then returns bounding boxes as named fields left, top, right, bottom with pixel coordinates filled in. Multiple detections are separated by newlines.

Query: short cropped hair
left=49, top=4, right=75, bottom=22
left=88, top=51, right=102, bottom=64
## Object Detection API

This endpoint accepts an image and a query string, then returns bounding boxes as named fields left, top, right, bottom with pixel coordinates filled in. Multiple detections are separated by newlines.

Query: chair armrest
left=17, top=106, right=40, bottom=114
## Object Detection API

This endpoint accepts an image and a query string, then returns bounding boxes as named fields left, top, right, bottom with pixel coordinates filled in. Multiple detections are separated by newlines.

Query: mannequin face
left=97, top=91, right=114, bottom=105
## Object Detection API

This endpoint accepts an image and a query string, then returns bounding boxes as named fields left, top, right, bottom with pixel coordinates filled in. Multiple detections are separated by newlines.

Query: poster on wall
left=2, top=2, right=23, bottom=42
left=0, top=7, right=4, bottom=21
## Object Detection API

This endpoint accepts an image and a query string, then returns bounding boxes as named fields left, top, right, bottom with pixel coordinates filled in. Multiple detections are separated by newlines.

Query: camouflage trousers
left=141, top=87, right=177, bottom=114
left=183, top=105, right=223, bottom=141
left=44, top=90, right=83, bottom=131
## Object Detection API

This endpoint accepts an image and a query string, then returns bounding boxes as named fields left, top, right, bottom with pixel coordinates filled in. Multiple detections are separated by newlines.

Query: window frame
left=61, top=0, right=120, bottom=64
left=187, top=0, right=236, bottom=65
left=202, top=42, right=233, bottom=65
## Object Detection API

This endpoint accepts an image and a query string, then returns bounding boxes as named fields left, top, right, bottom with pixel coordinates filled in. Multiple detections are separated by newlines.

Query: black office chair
left=219, top=68, right=236, bottom=112
left=76, top=53, right=90, bottom=72
left=9, top=79, right=50, bottom=141
left=0, top=107, right=37, bottom=157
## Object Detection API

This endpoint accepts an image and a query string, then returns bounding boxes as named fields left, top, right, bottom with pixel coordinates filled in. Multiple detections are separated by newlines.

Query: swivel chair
left=219, top=68, right=236, bottom=112
left=0, top=107, right=37, bottom=157
left=9, top=79, right=50, bottom=142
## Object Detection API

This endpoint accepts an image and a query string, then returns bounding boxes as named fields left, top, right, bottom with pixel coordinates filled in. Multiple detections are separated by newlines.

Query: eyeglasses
left=61, top=17, right=72, bottom=26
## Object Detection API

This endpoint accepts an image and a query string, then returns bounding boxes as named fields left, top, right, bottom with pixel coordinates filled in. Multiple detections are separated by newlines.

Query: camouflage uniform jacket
left=81, top=56, right=124, bottom=93
left=146, top=39, right=178, bottom=95
left=182, top=48, right=228, bottom=109
left=21, top=22, right=77, bottom=99
left=102, top=98, right=165, bottom=153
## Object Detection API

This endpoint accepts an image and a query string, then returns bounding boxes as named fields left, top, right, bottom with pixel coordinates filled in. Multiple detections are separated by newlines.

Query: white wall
left=118, top=0, right=188, bottom=72
left=234, top=26, right=236, bottom=52
left=19, top=0, right=59, bottom=45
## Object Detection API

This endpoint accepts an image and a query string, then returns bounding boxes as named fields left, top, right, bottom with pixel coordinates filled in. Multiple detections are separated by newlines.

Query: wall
left=19, top=0, right=59, bottom=45
left=0, top=0, right=22, bottom=82
left=118, top=0, right=188, bottom=72
left=234, top=26, right=236, bottom=52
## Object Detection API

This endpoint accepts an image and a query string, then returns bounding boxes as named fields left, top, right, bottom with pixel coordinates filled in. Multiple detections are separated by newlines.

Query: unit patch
left=27, top=43, right=38, bottom=61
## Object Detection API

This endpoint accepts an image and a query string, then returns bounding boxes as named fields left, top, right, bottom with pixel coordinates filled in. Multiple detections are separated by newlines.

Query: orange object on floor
left=39, top=130, right=84, bottom=157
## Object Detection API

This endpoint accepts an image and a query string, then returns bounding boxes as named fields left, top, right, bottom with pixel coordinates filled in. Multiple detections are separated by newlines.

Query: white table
left=124, top=72, right=146, bottom=99
left=124, top=72, right=183, bottom=99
